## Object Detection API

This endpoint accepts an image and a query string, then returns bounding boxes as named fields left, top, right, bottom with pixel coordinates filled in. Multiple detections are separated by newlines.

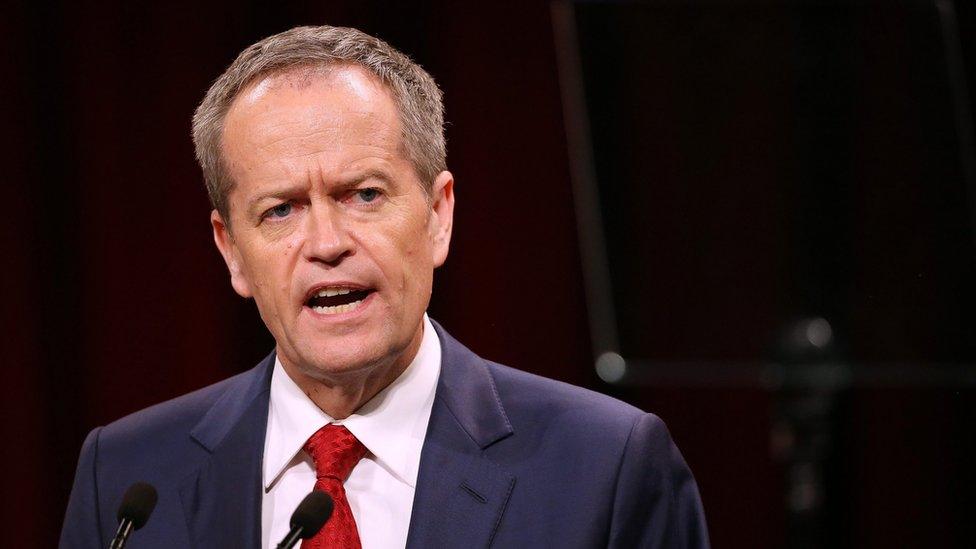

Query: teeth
left=316, top=287, right=352, bottom=298
left=311, top=299, right=364, bottom=315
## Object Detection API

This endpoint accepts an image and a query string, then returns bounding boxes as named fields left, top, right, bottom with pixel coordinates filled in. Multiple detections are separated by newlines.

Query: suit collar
left=182, top=322, right=510, bottom=454
left=180, top=352, right=275, bottom=548
left=264, top=315, right=442, bottom=491
left=176, top=321, right=518, bottom=548
left=406, top=321, right=516, bottom=548
left=188, top=352, right=275, bottom=452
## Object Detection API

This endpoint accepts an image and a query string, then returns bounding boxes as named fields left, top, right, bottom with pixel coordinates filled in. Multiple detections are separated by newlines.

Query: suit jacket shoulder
left=492, top=361, right=708, bottom=547
left=98, top=365, right=255, bottom=456
left=486, top=358, right=645, bottom=434
left=407, top=323, right=709, bottom=548
left=59, top=354, right=274, bottom=549
left=61, top=324, right=708, bottom=549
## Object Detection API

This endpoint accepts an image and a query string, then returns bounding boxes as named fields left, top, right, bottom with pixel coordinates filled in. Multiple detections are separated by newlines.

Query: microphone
left=276, top=490, right=334, bottom=549
left=109, top=482, right=158, bottom=549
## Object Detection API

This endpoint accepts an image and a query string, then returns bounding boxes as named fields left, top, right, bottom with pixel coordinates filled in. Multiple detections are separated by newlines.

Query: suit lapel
left=174, top=325, right=514, bottom=548
left=179, top=353, right=275, bottom=549
left=406, top=323, right=516, bottom=549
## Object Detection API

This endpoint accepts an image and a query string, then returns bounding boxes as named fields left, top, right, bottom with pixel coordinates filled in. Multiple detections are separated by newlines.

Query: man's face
left=212, top=66, right=454, bottom=379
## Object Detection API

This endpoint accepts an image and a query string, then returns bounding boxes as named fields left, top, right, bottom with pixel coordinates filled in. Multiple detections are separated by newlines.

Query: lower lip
left=303, top=291, right=376, bottom=321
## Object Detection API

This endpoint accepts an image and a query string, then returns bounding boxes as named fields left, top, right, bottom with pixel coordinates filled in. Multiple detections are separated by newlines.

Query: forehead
left=239, top=64, right=395, bottom=115
left=221, top=65, right=403, bottom=168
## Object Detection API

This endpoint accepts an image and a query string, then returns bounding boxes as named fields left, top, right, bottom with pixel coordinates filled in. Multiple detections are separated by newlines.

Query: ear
left=211, top=209, right=253, bottom=298
left=428, top=170, right=455, bottom=267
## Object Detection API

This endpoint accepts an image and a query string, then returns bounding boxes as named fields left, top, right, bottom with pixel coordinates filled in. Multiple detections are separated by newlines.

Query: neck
left=280, top=324, right=425, bottom=419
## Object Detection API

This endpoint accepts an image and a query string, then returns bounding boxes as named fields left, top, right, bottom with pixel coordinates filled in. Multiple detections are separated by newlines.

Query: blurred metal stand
left=597, top=318, right=976, bottom=548
left=552, top=1, right=976, bottom=546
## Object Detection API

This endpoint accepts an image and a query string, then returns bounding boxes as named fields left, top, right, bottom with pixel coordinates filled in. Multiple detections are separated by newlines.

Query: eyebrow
left=244, top=169, right=397, bottom=216
left=335, top=168, right=395, bottom=188
left=246, top=183, right=307, bottom=216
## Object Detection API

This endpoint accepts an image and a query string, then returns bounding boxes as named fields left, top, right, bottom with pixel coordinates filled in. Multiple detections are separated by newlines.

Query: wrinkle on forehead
left=220, top=65, right=414, bottom=207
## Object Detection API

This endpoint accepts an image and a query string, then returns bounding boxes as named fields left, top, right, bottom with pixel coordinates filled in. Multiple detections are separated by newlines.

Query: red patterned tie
left=301, top=424, right=368, bottom=549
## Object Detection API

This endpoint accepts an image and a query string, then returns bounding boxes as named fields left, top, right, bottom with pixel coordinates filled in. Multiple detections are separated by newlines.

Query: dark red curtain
left=2, top=2, right=596, bottom=546
left=6, top=1, right=976, bottom=547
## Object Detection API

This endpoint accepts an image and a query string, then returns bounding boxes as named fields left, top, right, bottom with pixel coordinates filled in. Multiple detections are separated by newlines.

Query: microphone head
left=117, top=482, right=158, bottom=530
left=290, top=490, right=334, bottom=539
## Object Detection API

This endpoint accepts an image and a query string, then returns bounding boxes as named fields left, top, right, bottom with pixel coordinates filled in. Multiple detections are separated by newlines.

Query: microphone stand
left=109, top=518, right=134, bottom=549
left=277, top=526, right=304, bottom=549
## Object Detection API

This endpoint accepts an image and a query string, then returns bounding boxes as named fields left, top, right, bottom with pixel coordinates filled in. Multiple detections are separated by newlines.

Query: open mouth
left=305, top=287, right=374, bottom=315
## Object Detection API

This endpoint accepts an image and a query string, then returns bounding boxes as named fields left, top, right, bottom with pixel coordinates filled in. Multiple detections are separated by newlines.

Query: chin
left=303, top=355, right=377, bottom=378
left=293, top=342, right=390, bottom=378
left=278, top=319, right=419, bottom=381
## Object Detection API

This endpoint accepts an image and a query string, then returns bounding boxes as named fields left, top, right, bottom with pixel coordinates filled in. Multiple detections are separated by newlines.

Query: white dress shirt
left=260, top=315, right=442, bottom=549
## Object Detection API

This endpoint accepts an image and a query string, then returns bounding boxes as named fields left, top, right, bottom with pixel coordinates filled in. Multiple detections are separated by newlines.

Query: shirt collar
left=263, top=314, right=442, bottom=490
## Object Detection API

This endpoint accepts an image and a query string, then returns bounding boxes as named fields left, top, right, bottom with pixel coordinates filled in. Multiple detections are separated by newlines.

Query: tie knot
left=303, top=424, right=367, bottom=481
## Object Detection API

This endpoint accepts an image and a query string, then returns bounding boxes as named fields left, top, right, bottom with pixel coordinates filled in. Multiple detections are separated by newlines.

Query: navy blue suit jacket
left=60, top=322, right=709, bottom=548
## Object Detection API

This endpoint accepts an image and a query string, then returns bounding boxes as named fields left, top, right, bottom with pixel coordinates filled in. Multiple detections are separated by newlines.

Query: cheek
left=246, top=240, right=300, bottom=302
left=369, top=228, right=431, bottom=295
left=400, top=229, right=436, bottom=300
left=399, top=209, right=434, bottom=255
left=374, top=207, right=426, bottom=250
left=358, top=199, right=436, bottom=290
left=398, top=223, right=433, bottom=272
left=276, top=234, right=304, bottom=293
left=285, top=231, right=302, bottom=252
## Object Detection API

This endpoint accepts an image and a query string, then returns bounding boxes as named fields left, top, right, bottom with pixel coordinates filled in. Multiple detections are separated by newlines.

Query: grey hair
left=192, top=25, right=446, bottom=220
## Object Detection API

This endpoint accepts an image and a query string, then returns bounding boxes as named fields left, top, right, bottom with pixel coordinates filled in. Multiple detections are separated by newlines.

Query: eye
left=356, top=188, right=381, bottom=203
left=266, top=203, right=292, bottom=219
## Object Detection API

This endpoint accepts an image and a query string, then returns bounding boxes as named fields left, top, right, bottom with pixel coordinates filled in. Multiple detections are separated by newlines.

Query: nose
left=303, top=202, right=353, bottom=264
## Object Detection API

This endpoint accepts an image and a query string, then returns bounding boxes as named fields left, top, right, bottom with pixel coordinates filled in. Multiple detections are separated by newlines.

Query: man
left=60, top=25, right=708, bottom=548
